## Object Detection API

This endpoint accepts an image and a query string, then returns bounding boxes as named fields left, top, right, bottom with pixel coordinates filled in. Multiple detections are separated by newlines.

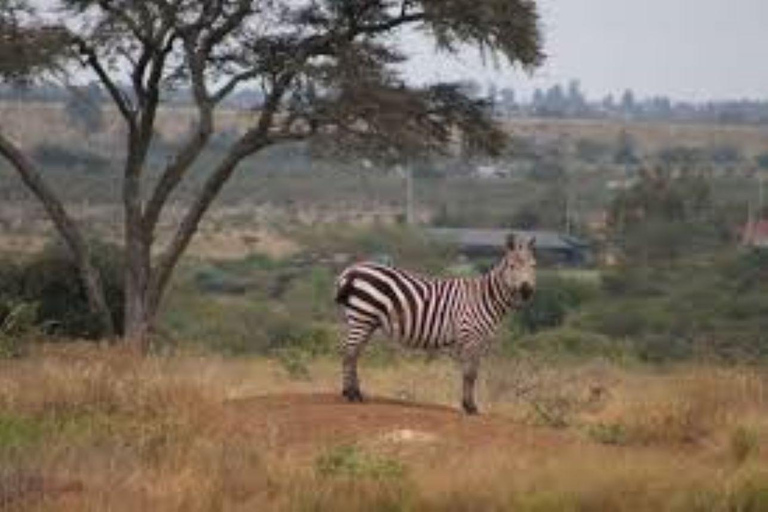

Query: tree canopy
left=0, top=0, right=544, bottom=350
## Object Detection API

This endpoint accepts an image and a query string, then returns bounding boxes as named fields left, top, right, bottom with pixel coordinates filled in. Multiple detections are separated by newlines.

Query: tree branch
left=76, top=39, right=136, bottom=127
left=358, top=12, right=425, bottom=35
left=212, top=68, right=259, bottom=104
left=148, top=72, right=293, bottom=309
left=96, top=0, right=153, bottom=46
left=0, top=131, right=116, bottom=336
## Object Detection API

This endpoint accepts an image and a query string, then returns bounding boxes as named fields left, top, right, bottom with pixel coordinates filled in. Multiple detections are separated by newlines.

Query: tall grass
left=1, top=345, right=767, bottom=511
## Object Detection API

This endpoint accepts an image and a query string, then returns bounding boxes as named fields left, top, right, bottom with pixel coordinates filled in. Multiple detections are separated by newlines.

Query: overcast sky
left=399, top=0, right=768, bottom=102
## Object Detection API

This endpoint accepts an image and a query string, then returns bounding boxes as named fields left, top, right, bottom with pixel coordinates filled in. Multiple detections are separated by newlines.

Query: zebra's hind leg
left=341, top=319, right=376, bottom=403
left=460, top=349, right=481, bottom=415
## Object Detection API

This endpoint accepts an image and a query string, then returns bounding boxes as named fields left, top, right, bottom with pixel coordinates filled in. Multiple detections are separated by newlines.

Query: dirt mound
left=222, top=393, right=567, bottom=455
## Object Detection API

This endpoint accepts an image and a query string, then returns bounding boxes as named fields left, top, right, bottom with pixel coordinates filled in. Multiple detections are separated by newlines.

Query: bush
left=510, top=274, right=598, bottom=334
left=32, top=143, right=109, bottom=170
left=315, top=444, right=406, bottom=480
left=296, top=224, right=455, bottom=274
left=0, top=238, right=124, bottom=339
left=0, top=302, right=39, bottom=358
left=514, top=328, right=625, bottom=359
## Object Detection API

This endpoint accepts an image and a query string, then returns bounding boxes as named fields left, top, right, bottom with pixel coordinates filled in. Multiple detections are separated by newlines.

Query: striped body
left=335, top=240, right=535, bottom=415
left=336, top=262, right=518, bottom=354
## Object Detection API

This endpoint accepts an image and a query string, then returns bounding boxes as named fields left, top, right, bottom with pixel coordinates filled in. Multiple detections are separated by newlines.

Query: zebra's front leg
left=341, top=322, right=373, bottom=403
left=460, top=351, right=481, bottom=415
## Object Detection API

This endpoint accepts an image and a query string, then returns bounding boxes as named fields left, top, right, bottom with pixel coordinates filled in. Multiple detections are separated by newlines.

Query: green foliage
left=587, top=423, right=628, bottom=446
left=511, top=274, right=598, bottom=334
left=614, top=130, right=640, bottom=165
left=0, top=301, right=38, bottom=358
left=0, top=238, right=124, bottom=340
left=575, top=137, right=613, bottom=163
left=162, top=263, right=338, bottom=357
left=315, top=444, right=406, bottom=480
left=0, top=414, right=46, bottom=451
left=709, top=144, right=743, bottom=165
left=31, top=143, right=109, bottom=170
left=656, top=145, right=706, bottom=166
left=514, top=328, right=625, bottom=360
left=609, top=169, right=730, bottom=264
left=726, top=475, right=768, bottom=512
left=569, top=254, right=768, bottom=362
left=756, top=152, right=768, bottom=170
left=275, top=347, right=312, bottom=380
left=0, top=4, right=69, bottom=83
left=194, top=266, right=248, bottom=295
left=297, top=224, right=455, bottom=274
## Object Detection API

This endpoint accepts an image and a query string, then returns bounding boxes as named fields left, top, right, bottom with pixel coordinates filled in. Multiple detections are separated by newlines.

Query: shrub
left=31, top=143, right=109, bottom=170
left=514, top=328, right=625, bottom=359
left=0, top=238, right=124, bottom=339
left=0, top=302, right=39, bottom=358
left=756, top=152, right=768, bottom=169
left=315, top=444, right=406, bottom=480
left=587, top=423, right=628, bottom=445
left=510, top=274, right=598, bottom=335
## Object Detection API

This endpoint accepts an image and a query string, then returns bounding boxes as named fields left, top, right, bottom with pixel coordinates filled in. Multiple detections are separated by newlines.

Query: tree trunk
left=0, top=131, right=116, bottom=338
left=123, top=239, right=153, bottom=354
left=124, top=287, right=153, bottom=355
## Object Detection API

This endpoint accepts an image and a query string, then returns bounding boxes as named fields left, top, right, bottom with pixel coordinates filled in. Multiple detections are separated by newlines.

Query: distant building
left=474, top=164, right=509, bottom=179
left=741, top=220, right=768, bottom=248
left=428, top=228, right=592, bottom=267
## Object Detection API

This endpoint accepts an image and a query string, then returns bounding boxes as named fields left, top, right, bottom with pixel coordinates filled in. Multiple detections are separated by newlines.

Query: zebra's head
left=501, top=234, right=537, bottom=302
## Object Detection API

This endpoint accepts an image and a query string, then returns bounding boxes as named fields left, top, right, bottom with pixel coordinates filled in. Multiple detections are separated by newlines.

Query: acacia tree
left=0, top=0, right=543, bottom=353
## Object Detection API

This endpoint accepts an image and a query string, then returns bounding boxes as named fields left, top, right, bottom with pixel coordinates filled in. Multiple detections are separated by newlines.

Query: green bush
left=315, top=444, right=406, bottom=480
left=513, top=328, right=624, bottom=359
left=511, top=274, right=598, bottom=334
left=296, top=224, right=455, bottom=273
left=0, top=238, right=124, bottom=340
left=0, top=302, right=39, bottom=358
left=587, top=423, right=628, bottom=446
left=32, top=143, right=109, bottom=170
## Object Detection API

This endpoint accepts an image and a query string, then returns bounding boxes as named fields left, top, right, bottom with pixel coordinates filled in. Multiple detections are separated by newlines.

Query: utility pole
left=396, top=164, right=415, bottom=225
left=759, top=173, right=765, bottom=219
left=406, top=164, right=415, bottom=225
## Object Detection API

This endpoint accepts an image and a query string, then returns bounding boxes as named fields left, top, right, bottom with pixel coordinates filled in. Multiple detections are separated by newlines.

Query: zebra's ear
left=506, top=233, right=516, bottom=250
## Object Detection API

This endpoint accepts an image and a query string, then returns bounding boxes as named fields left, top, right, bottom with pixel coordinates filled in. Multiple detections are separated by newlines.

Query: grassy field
left=1, top=345, right=768, bottom=511
left=3, top=102, right=767, bottom=157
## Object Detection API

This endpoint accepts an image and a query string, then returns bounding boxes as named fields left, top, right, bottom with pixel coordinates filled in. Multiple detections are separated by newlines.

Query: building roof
left=427, top=228, right=589, bottom=251
left=741, top=220, right=768, bottom=247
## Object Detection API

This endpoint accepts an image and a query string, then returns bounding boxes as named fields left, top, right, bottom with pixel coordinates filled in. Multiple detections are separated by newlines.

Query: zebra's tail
left=335, top=270, right=356, bottom=306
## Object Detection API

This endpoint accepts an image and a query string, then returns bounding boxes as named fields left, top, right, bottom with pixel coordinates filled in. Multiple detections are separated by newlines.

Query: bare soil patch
left=223, top=392, right=570, bottom=456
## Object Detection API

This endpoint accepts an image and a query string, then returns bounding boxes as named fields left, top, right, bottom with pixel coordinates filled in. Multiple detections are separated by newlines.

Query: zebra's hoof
left=462, top=401, right=479, bottom=415
left=343, top=388, right=364, bottom=402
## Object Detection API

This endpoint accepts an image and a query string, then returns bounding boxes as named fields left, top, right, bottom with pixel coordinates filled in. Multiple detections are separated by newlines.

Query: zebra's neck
left=480, top=262, right=518, bottom=320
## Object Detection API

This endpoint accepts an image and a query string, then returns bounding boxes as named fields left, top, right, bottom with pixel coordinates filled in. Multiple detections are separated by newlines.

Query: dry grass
left=1, top=345, right=768, bottom=511
left=3, top=102, right=767, bottom=156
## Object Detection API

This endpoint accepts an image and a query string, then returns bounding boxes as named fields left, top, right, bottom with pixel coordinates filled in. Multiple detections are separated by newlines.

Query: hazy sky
left=400, top=0, right=768, bottom=101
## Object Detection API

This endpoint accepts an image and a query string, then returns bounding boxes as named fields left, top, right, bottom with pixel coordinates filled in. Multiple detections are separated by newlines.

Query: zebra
left=334, top=233, right=536, bottom=414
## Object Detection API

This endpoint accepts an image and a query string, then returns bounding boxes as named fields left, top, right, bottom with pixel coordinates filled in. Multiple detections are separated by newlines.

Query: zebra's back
left=336, top=262, right=465, bottom=349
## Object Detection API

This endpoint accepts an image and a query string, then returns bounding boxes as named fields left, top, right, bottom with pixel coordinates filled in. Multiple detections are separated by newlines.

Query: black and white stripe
left=335, top=236, right=536, bottom=414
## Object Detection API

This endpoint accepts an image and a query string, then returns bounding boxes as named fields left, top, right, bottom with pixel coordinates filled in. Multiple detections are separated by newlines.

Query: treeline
left=3, top=80, right=768, bottom=125
left=482, top=80, right=768, bottom=125
left=0, top=82, right=263, bottom=109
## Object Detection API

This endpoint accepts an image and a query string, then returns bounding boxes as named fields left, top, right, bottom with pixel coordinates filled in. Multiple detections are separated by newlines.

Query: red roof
left=741, top=220, right=768, bottom=246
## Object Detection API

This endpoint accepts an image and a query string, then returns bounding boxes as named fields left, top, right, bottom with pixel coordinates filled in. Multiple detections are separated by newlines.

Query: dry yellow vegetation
left=1, top=345, right=768, bottom=511
left=2, top=101, right=767, bottom=157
